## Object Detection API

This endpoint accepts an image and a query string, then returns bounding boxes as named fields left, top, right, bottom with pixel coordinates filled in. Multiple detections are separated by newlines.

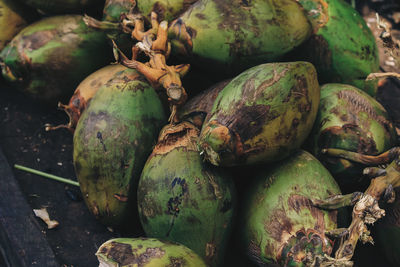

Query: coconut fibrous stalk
left=313, top=147, right=400, bottom=263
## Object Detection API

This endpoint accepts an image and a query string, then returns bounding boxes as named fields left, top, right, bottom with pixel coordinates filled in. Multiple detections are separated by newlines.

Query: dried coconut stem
left=366, top=72, right=400, bottom=81
left=319, top=147, right=400, bottom=261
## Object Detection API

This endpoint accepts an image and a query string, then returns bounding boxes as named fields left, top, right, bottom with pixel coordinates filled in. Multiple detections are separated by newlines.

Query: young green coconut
left=94, top=0, right=312, bottom=77
left=96, top=238, right=207, bottom=267
left=167, top=0, right=312, bottom=76
left=239, top=150, right=344, bottom=266
left=292, top=0, right=380, bottom=96
left=137, top=121, right=236, bottom=267
left=198, top=61, right=320, bottom=167
left=306, top=83, right=397, bottom=188
left=73, top=67, right=166, bottom=231
left=0, top=15, right=113, bottom=106
left=45, top=64, right=128, bottom=133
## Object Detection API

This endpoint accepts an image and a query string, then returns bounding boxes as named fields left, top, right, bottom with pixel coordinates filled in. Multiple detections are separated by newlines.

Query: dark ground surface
left=1, top=1, right=400, bottom=267
left=0, top=86, right=116, bottom=267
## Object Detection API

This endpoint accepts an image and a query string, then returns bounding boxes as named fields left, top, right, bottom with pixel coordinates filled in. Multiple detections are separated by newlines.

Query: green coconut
left=306, top=83, right=396, bottom=186
left=0, top=15, right=113, bottom=105
left=102, top=0, right=135, bottom=22
left=96, top=238, right=207, bottom=267
left=136, top=0, right=197, bottom=22
left=168, top=0, right=312, bottom=76
left=46, top=64, right=129, bottom=132
left=102, top=0, right=197, bottom=22
left=198, top=62, right=320, bottom=167
left=240, top=150, right=341, bottom=266
left=293, top=0, right=379, bottom=96
left=138, top=121, right=235, bottom=267
left=73, top=68, right=166, bottom=230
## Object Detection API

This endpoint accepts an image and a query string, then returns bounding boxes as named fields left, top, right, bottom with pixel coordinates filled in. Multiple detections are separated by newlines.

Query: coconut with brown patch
left=198, top=62, right=320, bottom=166
left=239, top=150, right=341, bottom=266
left=168, top=0, right=312, bottom=76
left=306, top=83, right=396, bottom=187
left=137, top=121, right=235, bottom=267
left=46, top=64, right=131, bottom=133
left=96, top=238, right=207, bottom=267
left=0, top=15, right=113, bottom=106
left=73, top=68, right=166, bottom=231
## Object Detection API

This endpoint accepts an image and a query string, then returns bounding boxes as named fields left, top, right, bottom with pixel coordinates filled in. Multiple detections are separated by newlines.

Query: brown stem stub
left=319, top=147, right=400, bottom=262
left=113, top=12, right=190, bottom=124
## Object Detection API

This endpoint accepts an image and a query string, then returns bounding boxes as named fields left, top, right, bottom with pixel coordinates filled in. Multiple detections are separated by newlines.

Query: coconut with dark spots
left=102, top=0, right=197, bottom=22
left=136, top=0, right=198, bottom=22
left=137, top=121, right=235, bottom=267
left=291, top=0, right=379, bottom=96
left=375, top=187, right=400, bottom=266
left=240, top=150, right=341, bottom=266
left=0, top=15, right=113, bottom=106
left=19, top=0, right=104, bottom=14
left=198, top=62, right=320, bottom=167
left=96, top=238, right=207, bottom=267
left=73, top=68, right=166, bottom=231
left=0, top=0, right=33, bottom=51
left=102, top=0, right=135, bottom=22
left=168, top=0, right=312, bottom=76
left=46, top=64, right=129, bottom=133
left=306, top=83, right=396, bottom=187
left=178, top=79, right=230, bottom=129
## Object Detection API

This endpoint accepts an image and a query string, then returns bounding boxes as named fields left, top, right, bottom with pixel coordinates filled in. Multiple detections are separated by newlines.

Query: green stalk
left=14, top=164, right=80, bottom=187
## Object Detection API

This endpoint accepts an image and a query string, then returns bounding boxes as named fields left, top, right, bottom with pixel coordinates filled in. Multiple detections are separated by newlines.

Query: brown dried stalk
left=367, top=13, right=400, bottom=82
left=314, top=147, right=400, bottom=263
left=113, top=12, right=190, bottom=123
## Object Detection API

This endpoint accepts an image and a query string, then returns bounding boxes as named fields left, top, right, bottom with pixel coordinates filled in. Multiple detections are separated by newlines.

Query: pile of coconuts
left=1, top=0, right=400, bottom=266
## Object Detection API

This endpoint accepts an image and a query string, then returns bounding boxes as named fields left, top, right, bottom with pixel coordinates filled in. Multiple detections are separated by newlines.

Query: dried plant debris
left=33, top=208, right=59, bottom=229
left=367, top=13, right=400, bottom=81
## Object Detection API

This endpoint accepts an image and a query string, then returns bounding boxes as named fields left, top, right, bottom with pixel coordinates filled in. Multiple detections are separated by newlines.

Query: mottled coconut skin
left=0, top=15, right=113, bottom=106
left=307, top=83, right=396, bottom=186
left=55, top=64, right=128, bottom=132
left=73, top=68, right=166, bottom=231
left=198, top=62, right=320, bottom=167
left=96, top=238, right=207, bottom=267
left=169, top=0, right=312, bottom=76
left=240, top=150, right=341, bottom=266
left=103, top=0, right=197, bottom=22
left=138, top=121, right=235, bottom=267
left=293, top=0, right=380, bottom=96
